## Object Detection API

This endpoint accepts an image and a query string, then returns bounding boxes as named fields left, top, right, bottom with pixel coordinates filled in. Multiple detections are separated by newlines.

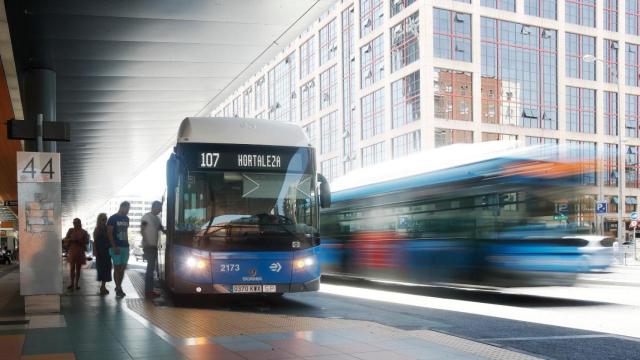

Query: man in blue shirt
left=107, top=201, right=130, bottom=297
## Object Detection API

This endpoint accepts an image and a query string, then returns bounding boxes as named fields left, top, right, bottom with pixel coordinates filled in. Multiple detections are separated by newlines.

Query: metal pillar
left=23, top=68, right=56, bottom=153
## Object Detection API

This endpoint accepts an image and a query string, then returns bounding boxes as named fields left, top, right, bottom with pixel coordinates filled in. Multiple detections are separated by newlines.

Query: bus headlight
left=294, top=256, right=316, bottom=270
left=186, top=257, right=207, bottom=270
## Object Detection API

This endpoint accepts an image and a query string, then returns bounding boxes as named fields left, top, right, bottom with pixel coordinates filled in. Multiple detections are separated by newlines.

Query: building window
left=361, top=141, right=386, bottom=167
left=435, top=128, right=473, bottom=148
left=481, top=18, right=557, bottom=129
left=433, top=9, right=472, bottom=62
left=392, top=70, right=421, bottom=128
left=321, top=157, right=339, bottom=182
left=232, top=96, right=241, bottom=117
left=343, top=5, right=357, bottom=173
left=267, top=53, right=297, bottom=122
left=391, top=12, right=419, bottom=72
left=626, top=197, right=637, bottom=212
left=604, top=143, right=619, bottom=187
left=223, top=103, right=231, bottom=117
left=604, top=91, right=619, bottom=136
left=565, top=33, right=595, bottom=80
left=361, top=35, right=384, bottom=88
left=482, top=133, right=517, bottom=141
left=391, top=0, right=416, bottom=17
left=320, top=65, right=338, bottom=110
left=243, top=88, right=252, bottom=117
left=525, top=136, right=558, bottom=145
left=627, top=1, right=640, bottom=35
left=566, top=87, right=596, bottom=134
left=606, top=195, right=619, bottom=213
left=255, top=77, right=266, bottom=111
left=626, top=43, right=640, bottom=87
left=566, top=140, right=596, bottom=186
left=526, top=136, right=559, bottom=158
left=392, top=130, right=421, bottom=159
left=627, top=145, right=640, bottom=188
left=300, top=36, right=316, bottom=79
left=300, top=80, right=316, bottom=120
left=604, top=39, right=619, bottom=83
left=565, top=0, right=596, bottom=27
left=361, top=88, right=385, bottom=139
left=604, top=0, right=618, bottom=32
left=525, top=0, right=557, bottom=19
left=319, top=18, right=337, bottom=66
left=626, top=94, right=640, bottom=138
left=360, top=0, right=384, bottom=37
left=303, top=121, right=317, bottom=147
left=481, top=0, right=516, bottom=12
left=320, top=111, right=339, bottom=154
left=435, top=68, right=472, bottom=122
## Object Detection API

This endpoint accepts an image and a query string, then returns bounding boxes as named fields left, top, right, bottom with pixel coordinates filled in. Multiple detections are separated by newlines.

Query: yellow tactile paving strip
left=126, top=299, right=542, bottom=359
left=0, top=334, right=25, bottom=360
left=126, top=298, right=384, bottom=338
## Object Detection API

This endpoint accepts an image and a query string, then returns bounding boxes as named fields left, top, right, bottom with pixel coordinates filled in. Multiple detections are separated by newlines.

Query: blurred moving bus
left=320, top=142, right=598, bottom=287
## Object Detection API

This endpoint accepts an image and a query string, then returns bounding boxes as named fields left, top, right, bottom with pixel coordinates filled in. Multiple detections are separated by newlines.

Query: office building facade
left=212, top=0, right=640, bottom=234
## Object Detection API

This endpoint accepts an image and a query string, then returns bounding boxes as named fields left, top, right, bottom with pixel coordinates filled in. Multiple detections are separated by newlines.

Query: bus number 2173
left=200, top=152, right=220, bottom=168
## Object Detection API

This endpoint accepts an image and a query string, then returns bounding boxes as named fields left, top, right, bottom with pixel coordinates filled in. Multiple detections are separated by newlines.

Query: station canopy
left=3, top=0, right=334, bottom=222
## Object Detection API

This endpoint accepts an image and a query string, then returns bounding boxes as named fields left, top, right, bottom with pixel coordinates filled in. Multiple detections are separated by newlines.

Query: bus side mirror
left=317, top=173, right=331, bottom=209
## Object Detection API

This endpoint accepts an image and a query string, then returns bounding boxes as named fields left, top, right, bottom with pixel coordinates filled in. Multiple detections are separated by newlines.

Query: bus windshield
left=175, top=170, right=318, bottom=251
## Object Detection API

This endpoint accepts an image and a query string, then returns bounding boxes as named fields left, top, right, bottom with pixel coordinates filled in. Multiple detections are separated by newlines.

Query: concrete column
left=20, top=68, right=61, bottom=313
left=22, top=68, right=56, bottom=153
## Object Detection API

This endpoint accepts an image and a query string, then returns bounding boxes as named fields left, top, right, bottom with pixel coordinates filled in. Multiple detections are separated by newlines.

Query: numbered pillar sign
left=17, top=151, right=63, bottom=301
left=17, top=152, right=61, bottom=183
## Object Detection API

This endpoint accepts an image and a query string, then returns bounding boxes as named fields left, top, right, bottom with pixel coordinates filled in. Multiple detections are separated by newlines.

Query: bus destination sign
left=200, top=152, right=282, bottom=169
left=236, top=154, right=281, bottom=168
left=181, top=144, right=312, bottom=173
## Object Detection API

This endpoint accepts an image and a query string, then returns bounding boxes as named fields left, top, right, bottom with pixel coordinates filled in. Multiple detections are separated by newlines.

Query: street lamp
left=583, top=54, right=625, bottom=244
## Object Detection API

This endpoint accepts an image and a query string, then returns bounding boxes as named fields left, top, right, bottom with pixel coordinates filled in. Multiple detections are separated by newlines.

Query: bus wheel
left=170, top=293, right=192, bottom=307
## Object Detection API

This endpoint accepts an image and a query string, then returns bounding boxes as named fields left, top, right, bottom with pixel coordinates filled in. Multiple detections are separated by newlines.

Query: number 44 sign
left=16, top=152, right=61, bottom=183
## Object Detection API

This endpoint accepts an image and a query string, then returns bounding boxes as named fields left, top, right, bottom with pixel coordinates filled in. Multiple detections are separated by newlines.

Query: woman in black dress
left=93, top=213, right=112, bottom=295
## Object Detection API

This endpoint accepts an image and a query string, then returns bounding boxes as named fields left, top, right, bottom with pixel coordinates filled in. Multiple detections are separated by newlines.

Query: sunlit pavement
left=8, top=261, right=636, bottom=359
left=311, top=267, right=640, bottom=359
left=1, top=264, right=543, bottom=360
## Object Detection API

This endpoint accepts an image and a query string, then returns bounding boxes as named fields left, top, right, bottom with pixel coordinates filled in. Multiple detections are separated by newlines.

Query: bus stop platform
left=0, top=264, right=539, bottom=360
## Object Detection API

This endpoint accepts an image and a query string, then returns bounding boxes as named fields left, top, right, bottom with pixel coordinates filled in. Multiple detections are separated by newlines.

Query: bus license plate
left=231, top=285, right=276, bottom=293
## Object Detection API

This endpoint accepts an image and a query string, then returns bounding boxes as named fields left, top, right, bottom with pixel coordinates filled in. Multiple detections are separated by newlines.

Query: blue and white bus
left=161, top=117, right=330, bottom=295
left=320, top=142, right=597, bottom=287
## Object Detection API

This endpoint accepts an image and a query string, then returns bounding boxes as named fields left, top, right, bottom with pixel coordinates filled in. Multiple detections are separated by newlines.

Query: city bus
left=161, top=117, right=330, bottom=295
left=319, top=142, right=597, bottom=287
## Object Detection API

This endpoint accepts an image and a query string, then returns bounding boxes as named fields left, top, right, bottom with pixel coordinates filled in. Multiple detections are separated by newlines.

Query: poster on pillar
left=17, top=151, right=62, bottom=295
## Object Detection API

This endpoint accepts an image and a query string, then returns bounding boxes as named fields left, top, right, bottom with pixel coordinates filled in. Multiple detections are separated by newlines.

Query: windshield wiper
left=258, top=216, right=303, bottom=239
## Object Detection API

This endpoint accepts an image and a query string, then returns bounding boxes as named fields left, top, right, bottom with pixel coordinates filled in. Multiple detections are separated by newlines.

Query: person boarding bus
left=140, top=201, right=164, bottom=299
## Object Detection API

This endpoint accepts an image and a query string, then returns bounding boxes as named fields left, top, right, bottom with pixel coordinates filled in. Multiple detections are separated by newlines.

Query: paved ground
left=1, top=261, right=639, bottom=359
left=152, top=267, right=640, bottom=360
left=0, top=262, right=539, bottom=360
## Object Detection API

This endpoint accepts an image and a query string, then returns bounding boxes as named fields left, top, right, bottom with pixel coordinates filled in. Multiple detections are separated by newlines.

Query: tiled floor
left=0, top=265, right=541, bottom=360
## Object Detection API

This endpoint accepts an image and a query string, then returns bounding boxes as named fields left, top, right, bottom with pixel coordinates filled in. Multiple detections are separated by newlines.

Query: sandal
left=66, top=285, right=74, bottom=291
